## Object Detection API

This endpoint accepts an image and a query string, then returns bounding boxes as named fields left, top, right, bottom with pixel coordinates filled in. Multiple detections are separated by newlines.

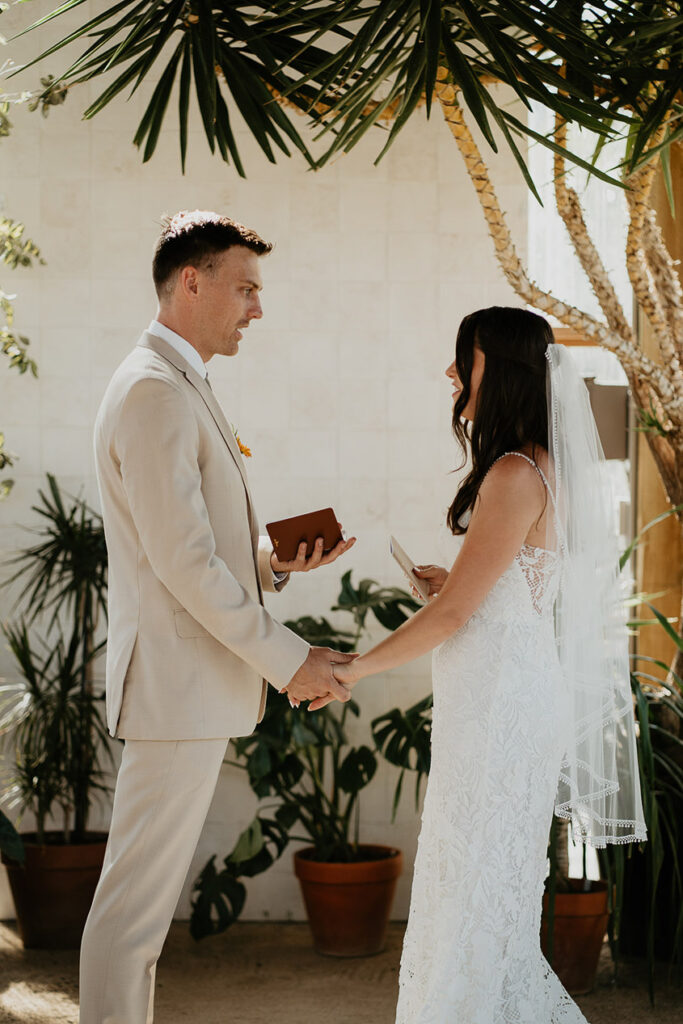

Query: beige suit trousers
left=79, top=737, right=228, bottom=1024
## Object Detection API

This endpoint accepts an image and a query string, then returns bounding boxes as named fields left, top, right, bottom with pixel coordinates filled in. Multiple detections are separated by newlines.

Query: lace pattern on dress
left=517, top=543, right=558, bottom=616
left=395, top=452, right=586, bottom=1023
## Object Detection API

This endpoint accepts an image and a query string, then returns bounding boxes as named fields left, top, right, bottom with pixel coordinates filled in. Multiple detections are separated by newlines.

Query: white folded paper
left=389, top=535, right=430, bottom=602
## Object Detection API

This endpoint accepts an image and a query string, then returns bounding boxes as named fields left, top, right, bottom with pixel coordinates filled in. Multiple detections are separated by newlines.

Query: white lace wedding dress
left=396, top=453, right=588, bottom=1024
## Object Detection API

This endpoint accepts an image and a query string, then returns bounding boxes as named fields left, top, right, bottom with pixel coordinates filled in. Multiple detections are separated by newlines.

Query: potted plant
left=540, top=514, right=683, bottom=997
left=543, top=603, right=683, bottom=999
left=190, top=571, right=419, bottom=956
left=599, top=603, right=683, bottom=999
left=0, top=474, right=112, bottom=948
left=541, top=818, right=610, bottom=995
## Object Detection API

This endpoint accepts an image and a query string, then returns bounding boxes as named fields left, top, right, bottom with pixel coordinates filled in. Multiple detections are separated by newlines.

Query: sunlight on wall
left=527, top=101, right=632, bottom=336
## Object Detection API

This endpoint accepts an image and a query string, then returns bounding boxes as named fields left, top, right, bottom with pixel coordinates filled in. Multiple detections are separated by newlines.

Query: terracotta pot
left=2, top=831, right=107, bottom=949
left=541, top=879, right=609, bottom=995
left=294, top=844, right=403, bottom=957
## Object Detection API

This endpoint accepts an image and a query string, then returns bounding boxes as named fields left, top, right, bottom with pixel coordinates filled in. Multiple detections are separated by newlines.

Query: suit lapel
left=137, top=331, right=253, bottom=498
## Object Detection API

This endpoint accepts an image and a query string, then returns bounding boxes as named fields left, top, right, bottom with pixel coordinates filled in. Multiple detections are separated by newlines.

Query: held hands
left=412, top=564, right=448, bottom=601
left=270, top=526, right=356, bottom=574
left=276, top=523, right=357, bottom=710
left=307, top=658, right=362, bottom=712
left=281, top=646, right=358, bottom=708
left=280, top=554, right=444, bottom=713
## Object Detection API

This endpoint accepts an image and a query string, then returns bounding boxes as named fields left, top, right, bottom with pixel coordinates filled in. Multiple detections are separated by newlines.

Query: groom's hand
left=308, top=659, right=361, bottom=712
left=282, top=647, right=357, bottom=705
left=270, top=526, right=356, bottom=574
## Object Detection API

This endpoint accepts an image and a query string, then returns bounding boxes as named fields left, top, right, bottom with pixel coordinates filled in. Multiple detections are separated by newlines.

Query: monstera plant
left=191, top=570, right=419, bottom=955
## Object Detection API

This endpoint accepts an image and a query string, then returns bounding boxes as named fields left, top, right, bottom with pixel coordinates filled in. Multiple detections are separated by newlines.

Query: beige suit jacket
left=94, top=331, right=310, bottom=740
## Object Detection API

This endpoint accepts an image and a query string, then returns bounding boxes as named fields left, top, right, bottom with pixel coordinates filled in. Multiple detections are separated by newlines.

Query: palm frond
left=9, top=1, right=683, bottom=185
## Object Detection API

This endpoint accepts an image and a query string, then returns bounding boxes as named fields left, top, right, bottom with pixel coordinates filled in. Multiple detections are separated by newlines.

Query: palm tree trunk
left=433, top=77, right=683, bottom=677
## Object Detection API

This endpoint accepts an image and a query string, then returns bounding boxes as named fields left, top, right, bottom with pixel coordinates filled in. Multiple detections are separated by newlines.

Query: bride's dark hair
left=448, top=306, right=555, bottom=535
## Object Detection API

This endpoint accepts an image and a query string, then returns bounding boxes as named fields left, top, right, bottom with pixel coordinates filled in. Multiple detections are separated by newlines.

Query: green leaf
left=337, top=745, right=377, bottom=795
left=659, top=143, right=675, bottom=218
left=0, top=810, right=24, bottom=864
left=420, top=0, right=441, bottom=117
left=9, top=0, right=138, bottom=71
left=103, top=0, right=166, bottom=75
left=213, top=88, right=245, bottom=176
left=178, top=36, right=191, bottom=173
left=632, top=673, right=655, bottom=782
left=290, top=716, right=320, bottom=748
left=502, top=105, right=628, bottom=191
left=246, top=739, right=272, bottom=784
left=478, top=90, right=542, bottom=203
left=619, top=503, right=683, bottom=571
left=441, top=33, right=496, bottom=150
left=128, top=0, right=186, bottom=94
left=372, top=694, right=432, bottom=812
left=218, top=49, right=280, bottom=163
left=228, top=819, right=264, bottom=865
left=82, top=50, right=153, bottom=121
left=140, top=40, right=184, bottom=162
left=458, top=0, right=530, bottom=112
left=336, top=569, right=360, bottom=608
left=646, top=604, right=683, bottom=653
left=189, top=856, right=246, bottom=940
left=190, top=23, right=216, bottom=153
left=275, top=802, right=300, bottom=831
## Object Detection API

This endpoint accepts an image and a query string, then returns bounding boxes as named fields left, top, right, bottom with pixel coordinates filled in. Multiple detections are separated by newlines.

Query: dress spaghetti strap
left=492, top=451, right=558, bottom=514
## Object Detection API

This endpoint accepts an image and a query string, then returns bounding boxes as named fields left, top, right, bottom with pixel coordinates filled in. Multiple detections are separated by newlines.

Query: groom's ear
left=178, top=265, right=200, bottom=299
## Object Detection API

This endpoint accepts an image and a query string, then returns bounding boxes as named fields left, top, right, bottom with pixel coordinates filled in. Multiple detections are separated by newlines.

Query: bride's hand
left=330, top=660, right=359, bottom=687
left=307, top=658, right=361, bottom=712
left=413, top=564, right=448, bottom=599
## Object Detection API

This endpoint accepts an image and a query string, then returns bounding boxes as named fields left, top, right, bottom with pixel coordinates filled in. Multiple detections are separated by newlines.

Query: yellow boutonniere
left=232, top=426, right=252, bottom=458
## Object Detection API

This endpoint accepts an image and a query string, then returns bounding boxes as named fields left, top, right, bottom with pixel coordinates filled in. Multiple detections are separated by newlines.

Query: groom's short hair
left=153, top=210, right=273, bottom=296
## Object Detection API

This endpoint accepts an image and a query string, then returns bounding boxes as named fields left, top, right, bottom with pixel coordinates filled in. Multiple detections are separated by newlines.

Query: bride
left=312, top=306, right=646, bottom=1023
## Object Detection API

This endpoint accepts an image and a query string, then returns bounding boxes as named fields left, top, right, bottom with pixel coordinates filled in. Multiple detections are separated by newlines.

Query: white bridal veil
left=546, top=344, right=647, bottom=847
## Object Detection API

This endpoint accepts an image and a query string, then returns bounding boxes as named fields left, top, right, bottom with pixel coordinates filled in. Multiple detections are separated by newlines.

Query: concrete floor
left=0, top=920, right=680, bottom=1023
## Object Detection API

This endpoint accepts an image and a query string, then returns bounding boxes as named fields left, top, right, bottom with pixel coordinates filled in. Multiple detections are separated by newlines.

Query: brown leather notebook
left=266, top=507, right=343, bottom=563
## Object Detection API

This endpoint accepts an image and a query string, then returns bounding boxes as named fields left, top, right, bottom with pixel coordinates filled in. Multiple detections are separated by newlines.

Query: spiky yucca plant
left=0, top=475, right=111, bottom=844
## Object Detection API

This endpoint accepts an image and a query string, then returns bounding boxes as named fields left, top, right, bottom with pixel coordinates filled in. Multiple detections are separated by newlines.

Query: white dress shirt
left=148, top=319, right=208, bottom=379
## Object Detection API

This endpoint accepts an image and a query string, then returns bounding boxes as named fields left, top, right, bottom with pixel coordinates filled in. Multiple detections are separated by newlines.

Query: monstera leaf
left=372, top=694, right=433, bottom=817
left=190, top=812, right=293, bottom=939
left=337, top=745, right=377, bottom=796
left=333, top=571, right=420, bottom=636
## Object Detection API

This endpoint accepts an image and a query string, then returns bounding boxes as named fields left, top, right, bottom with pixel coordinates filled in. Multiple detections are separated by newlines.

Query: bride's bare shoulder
left=481, top=456, right=544, bottom=499
left=478, top=450, right=547, bottom=510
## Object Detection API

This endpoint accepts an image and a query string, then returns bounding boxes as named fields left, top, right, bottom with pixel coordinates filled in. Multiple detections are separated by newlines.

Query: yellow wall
left=635, top=144, right=683, bottom=672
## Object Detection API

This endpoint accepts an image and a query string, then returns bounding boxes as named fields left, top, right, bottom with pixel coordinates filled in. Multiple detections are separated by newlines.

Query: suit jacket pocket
left=174, top=609, right=211, bottom=639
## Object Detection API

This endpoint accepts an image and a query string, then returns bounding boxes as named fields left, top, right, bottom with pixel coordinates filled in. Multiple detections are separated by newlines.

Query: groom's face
left=199, top=246, right=264, bottom=358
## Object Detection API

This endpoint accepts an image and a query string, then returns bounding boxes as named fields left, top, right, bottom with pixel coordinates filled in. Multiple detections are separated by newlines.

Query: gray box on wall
left=584, top=378, right=629, bottom=461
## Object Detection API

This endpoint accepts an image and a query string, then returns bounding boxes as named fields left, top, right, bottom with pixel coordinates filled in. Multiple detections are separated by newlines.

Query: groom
left=80, top=210, right=356, bottom=1023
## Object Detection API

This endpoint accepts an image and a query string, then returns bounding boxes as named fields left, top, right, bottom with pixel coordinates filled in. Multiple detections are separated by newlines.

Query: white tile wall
left=0, top=1, right=528, bottom=921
